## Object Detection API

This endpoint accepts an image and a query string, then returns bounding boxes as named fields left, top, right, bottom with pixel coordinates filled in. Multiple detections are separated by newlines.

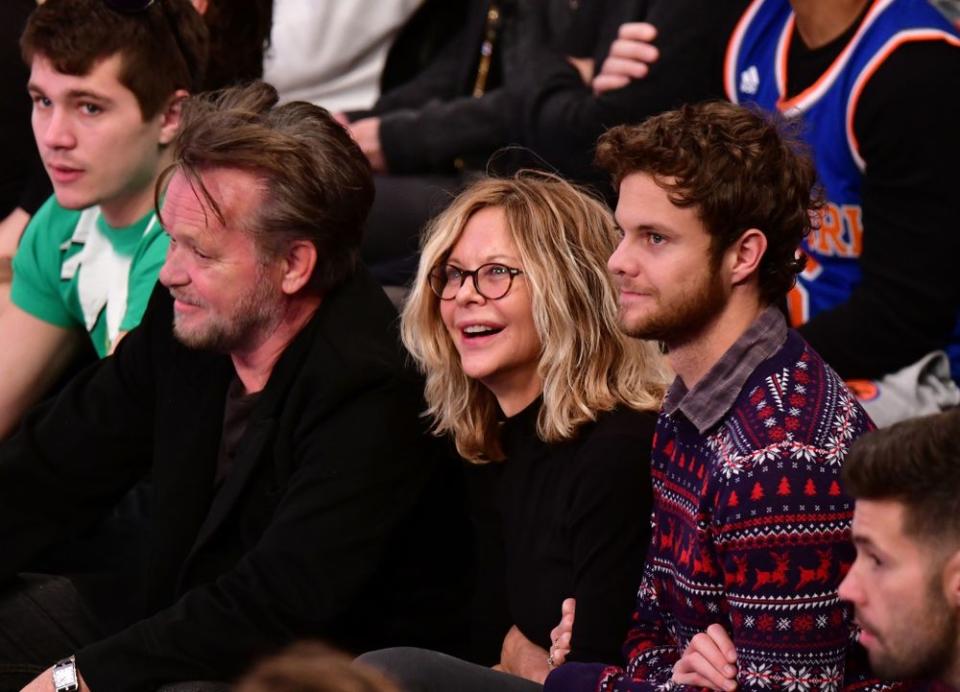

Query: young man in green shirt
left=0, top=0, right=208, bottom=438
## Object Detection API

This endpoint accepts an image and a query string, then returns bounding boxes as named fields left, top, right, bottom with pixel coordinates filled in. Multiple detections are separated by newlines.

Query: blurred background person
left=237, top=643, right=399, bottom=692
left=264, top=0, right=463, bottom=113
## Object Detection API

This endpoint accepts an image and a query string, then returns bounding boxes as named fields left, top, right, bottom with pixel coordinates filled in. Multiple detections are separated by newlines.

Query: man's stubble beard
left=172, top=269, right=285, bottom=353
left=618, top=265, right=728, bottom=347
left=868, top=575, right=959, bottom=684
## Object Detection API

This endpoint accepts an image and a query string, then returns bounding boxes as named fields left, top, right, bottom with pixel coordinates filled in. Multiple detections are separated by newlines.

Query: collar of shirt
left=663, top=305, right=789, bottom=434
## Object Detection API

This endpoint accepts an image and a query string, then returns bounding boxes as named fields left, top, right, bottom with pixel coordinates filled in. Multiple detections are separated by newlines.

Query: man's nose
left=39, top=107, right=77, bottom=150
left=608, top=237, right=637, bottom=277
left=836, top=560, right=861, bottom=604
left=158, top=244, right=187, bottom=288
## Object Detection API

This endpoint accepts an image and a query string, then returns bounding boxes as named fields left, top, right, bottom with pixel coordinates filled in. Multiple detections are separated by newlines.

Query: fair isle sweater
left=546, top=308, right=891, bottom=692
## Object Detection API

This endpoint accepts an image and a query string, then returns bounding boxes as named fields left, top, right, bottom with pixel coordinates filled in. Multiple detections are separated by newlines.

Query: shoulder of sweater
left=721, top=331, right=864, bottom=447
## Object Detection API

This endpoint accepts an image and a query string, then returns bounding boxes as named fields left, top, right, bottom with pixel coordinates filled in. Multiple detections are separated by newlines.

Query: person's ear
left=941, top=549, right=960, bottom=608
left=280, top=240, right=318, bottom=295
left=191, top=0, right=210, bottom=15
left=157, top=89, right=190, bottom=146
left=724, top=228, right=767, bottom=286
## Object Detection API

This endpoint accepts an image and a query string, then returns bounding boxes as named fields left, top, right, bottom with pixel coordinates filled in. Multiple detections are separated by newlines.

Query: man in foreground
left=838, top=408, right=960, bottom=688
left=545, top=101, right=885, bottom=691
left=0, top=81, right=466, bottom=692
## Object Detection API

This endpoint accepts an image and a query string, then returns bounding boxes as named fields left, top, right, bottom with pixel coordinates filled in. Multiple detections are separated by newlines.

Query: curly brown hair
left=595, top=101, right=822, bottom=305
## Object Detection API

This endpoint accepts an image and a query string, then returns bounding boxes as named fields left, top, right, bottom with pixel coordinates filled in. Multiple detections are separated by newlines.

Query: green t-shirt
left=11, top=196, right=169, bottom=357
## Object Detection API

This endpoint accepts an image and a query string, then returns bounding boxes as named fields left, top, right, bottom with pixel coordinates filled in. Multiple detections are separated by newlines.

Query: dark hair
left=595, top=101, right=822, bottom=305
left=843, top=408, right=960, bottom=545
left=21, top=0, right=209, bottom=120
left=157, top=81, right=375, bottom=294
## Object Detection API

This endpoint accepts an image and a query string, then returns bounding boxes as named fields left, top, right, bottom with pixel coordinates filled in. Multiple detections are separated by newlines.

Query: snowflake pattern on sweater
left=546, top=331, right=896, bottom=692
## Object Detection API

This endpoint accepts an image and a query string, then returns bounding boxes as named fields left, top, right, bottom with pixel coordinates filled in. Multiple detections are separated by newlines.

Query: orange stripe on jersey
left=777, top=0, right=890, bottom=113
left=845, top=29, right=960, bottom=170
left=724, top=0, right=766, bottom=102
left=775, top=13, right=795, bottom=103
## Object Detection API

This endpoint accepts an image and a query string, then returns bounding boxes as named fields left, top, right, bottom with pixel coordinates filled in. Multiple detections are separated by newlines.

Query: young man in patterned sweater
left=545, top=101, right=890, bottom=691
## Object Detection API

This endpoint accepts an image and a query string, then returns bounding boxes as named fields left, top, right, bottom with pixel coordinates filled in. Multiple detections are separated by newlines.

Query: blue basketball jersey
left=725, top=0, right=960, bottom=377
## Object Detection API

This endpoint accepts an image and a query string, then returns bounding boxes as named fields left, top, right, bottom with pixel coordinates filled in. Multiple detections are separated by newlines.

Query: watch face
left=53, top=665, right=78, bottom=689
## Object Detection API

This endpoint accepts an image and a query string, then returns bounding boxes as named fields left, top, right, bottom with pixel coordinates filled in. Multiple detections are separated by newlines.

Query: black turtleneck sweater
left=464, top=401, right=657, bottom=665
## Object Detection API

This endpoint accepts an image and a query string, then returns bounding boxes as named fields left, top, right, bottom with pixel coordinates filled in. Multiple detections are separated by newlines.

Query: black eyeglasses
left=429, top=263, right=524, bottom=301
left=103, top=0, right=191, bottom=77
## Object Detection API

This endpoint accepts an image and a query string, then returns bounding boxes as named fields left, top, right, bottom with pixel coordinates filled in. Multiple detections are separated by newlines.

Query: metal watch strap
left=52, top=655, right=79, bottom=692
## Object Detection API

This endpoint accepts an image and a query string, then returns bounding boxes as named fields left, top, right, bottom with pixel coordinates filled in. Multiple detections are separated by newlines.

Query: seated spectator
left=729, top=0, right=960, bottom=425
left=264, top=0, right=460, bottom=113
left=0, top=0, right=209, bottom=438
left=510, top=0, right=742, bottom=187
left=344, top=0, right=583, bottom=284
left=595, top=0, right=960, bottom=424
left=839, top=408, right=960, bottom=688
left=0, top=0, right=271, bottom=313
left=350, top=0, right=745, bottom=287
left=544, top=102, right=886, bottom=691
left=237, top=642, right=399, bottom=692
left=0, top=81, right=468, bottom=691
left=358, top=173, right=666, bottom=689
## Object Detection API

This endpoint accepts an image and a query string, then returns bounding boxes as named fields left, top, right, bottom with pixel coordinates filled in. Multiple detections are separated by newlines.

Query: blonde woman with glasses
left=358, top=173, right=666, bottom=691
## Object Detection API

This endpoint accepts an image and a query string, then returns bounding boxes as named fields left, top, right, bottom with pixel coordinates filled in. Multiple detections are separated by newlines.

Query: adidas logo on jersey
left=740, top=65, right=760, bottom=95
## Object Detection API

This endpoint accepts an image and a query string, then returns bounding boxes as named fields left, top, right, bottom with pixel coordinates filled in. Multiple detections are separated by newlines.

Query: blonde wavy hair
left=401, top=172, right=667, bottom=463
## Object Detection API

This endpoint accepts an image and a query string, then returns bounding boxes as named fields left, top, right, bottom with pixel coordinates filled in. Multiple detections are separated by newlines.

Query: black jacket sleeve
left=76, top=375, right=442, bottom=689
left=378, top=89, right=515, bottom=174
left=0, top=296, right=158, bottom=584
left=511, top=0, right=746, bottom=182
left=358, top=0, right=491, bottom=119
left=375, top=0, right=558, bottom=175
left=798, top=40, right=960, bottom=378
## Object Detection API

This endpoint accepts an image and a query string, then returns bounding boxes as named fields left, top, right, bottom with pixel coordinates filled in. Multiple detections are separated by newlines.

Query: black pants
left=0, top=574, right=102, bottom=691
left=0, top=574, right=228, bottom=692
left=357, top=647, right=543, bottom=692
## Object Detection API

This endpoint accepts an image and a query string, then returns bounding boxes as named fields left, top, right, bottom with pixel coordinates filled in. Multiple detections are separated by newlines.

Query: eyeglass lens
left=432, top=263, right=517, bottom=300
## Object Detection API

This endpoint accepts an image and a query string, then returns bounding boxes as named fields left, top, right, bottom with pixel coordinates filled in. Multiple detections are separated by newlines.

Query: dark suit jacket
left=0, top=268, right=469, bottom=689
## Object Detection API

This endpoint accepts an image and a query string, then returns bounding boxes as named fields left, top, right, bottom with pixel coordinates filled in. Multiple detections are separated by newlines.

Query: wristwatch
left=52, top=655, right=79, bottom=692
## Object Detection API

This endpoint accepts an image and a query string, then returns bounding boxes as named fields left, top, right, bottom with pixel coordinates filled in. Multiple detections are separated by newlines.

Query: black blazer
left=0, top=268, right=469, bottom=689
